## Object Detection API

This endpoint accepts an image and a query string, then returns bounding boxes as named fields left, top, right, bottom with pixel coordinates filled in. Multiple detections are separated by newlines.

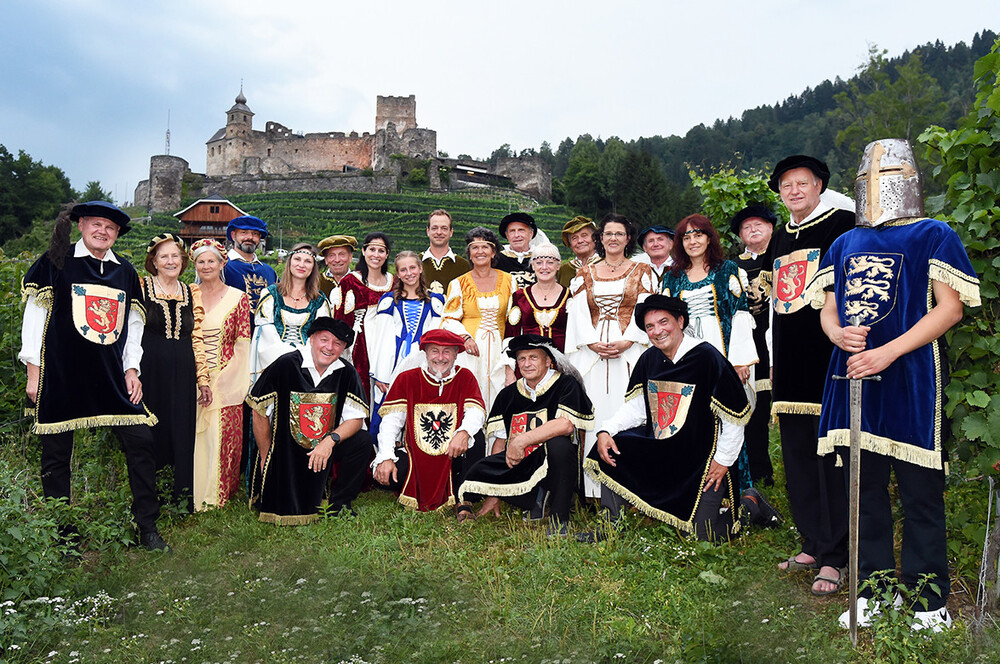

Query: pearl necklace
left=154, top=276, right=182, bottom=298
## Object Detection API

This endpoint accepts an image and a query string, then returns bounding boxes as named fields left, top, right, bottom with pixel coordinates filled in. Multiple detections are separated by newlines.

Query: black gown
left=140, top=277, right=202, bottom=511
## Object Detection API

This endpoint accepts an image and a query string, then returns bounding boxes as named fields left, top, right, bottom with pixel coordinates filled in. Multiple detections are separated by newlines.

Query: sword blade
left=849, top=370, right=862, bottom=646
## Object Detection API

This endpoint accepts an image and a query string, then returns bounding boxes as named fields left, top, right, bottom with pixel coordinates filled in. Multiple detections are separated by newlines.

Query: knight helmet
left=855, top=138, right=925, bottom=227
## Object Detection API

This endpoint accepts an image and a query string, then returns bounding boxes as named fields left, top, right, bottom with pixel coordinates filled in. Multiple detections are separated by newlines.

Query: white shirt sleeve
left=124, top=309, right=145, bottom=373
left=372, top=410, right=405, bottom=468
left=458, top=406, right=486, bottom=443
left=18, top=294, right=46, bottom=366
left=600, top=394, right=645, bottom=437
left=340, top=400, right=368, bottom=425
left=713, top=419, right=744, bottom=467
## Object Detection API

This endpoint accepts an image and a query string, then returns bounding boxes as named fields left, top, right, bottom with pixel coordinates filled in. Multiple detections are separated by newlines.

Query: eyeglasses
left=682, top=229, right=707, bottom=239
left=602, top=232, right=627, bottom=239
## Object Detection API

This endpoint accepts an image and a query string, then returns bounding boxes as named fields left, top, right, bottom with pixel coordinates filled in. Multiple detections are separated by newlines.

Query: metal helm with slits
left=855, top=138, right=925, bottom=227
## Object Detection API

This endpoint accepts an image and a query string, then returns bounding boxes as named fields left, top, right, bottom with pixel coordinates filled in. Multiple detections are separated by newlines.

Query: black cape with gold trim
left=21, top=251, right=155, bottom=434
left=459, top=370, right=593, bottom=505
left=584, top=342, right=750, bottom=533
left=246, top=349, right=368, bottom=524
left=766, top=207, right=854, bottom=415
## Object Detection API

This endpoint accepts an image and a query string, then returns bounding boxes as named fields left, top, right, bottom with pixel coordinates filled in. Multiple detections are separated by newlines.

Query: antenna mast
left=165, top=109, right=171, bottom=155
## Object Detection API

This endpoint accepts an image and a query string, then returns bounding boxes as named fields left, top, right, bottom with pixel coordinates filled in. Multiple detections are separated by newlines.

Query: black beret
left=499, top=212, right=537, bottom=238
left=506, top=333, right=557, bottom=362
left=70, top=201, right=132, bottom=235
left=634, top=294, right=688, bottom=330
left=306, top=316, right=355, bottom=346
left=729, top=204, right=778, bottom=236
left=768, top=155, right=830, bottom=193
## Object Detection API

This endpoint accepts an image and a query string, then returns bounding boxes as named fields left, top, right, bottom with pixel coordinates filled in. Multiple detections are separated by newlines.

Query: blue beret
left=637, top=225, right=674, bottom=245
left=226, top=215, right=269, bottom=242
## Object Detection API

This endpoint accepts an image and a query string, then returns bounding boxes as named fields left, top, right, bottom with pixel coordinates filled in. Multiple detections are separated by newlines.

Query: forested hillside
left=528, top=29, right=997, bottom=224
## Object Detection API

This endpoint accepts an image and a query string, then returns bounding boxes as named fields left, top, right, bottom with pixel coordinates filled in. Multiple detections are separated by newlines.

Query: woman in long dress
left=369, top=251, right=445, bottom=437
left=331, top=232, right=398, bottom=399
left=251, top=243, right=332, bottom=382
left=661, top=213, right=758, bottom=490
left=565, top=214, right=654, bottom=499
left=140, top=233, right=211, bottom=513
left=441, top=227, right=514, bottom=414
left=505, top=242, right=570, bottom=351
left=190, top=239, right=251, bottom=510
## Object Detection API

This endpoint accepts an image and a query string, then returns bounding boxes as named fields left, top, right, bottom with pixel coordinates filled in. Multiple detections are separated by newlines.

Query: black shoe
left=527, top=489, right=551, bottom=522
left=742, top=487, right=782, bottom=528
left=140, top=531, right=171, bottom=552
left=545, top=518, right=568, bottom=537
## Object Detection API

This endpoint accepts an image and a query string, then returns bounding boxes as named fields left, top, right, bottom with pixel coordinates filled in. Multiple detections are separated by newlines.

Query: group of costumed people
left=20, top=138, right=979, bottom=634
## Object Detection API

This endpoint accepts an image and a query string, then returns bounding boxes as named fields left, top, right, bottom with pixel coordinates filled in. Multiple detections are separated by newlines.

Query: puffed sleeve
left=441, top=277, right=468, bottom=337
left=189, top=284, right=210, bottom=387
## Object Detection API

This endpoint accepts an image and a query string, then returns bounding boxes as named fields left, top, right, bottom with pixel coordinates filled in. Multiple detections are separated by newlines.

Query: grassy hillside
left=226, top=189, right=577, bottom=256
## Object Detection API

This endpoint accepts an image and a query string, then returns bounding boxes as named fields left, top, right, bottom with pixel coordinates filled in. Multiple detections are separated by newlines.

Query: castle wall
left=495, top=155, right=552, bottom=201
left=208, top=124, right=374, bottom=177
left=199, top=172, right=397, bottom=197
left=376, top=95, right=417, bottom=133
left=135, top=155, right=189, bottom=211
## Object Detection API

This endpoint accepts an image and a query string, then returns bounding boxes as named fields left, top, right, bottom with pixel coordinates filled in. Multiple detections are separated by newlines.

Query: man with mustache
left=372, top=328, right=485, bottom=515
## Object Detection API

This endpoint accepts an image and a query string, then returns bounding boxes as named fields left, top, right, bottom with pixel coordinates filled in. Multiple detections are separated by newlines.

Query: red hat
left=419, top=329, right=467, bottom=351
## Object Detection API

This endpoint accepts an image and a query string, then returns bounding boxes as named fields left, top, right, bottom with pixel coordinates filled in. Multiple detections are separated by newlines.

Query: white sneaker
left=911, top=607, right=952, bottom=632
left=838, top=594, right=903, bottom=629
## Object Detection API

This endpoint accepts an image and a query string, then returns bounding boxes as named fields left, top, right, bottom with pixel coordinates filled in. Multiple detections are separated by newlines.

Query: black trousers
left=746, top=390, right=774, bottom=483
left=841, top=449, right=949, bottom=610
left=600, top=470, right=729, bottom=541
left=328, top=430, right=373, bottom=509
left=384, top=432, right=485, bottom=499
left=778, top=413, right=848, bottom=568
left=40, top=425, right=161, bottom=533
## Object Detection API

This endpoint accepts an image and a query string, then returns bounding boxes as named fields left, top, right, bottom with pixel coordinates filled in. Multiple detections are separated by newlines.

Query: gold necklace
left=604, top=257, right=627, bottom=273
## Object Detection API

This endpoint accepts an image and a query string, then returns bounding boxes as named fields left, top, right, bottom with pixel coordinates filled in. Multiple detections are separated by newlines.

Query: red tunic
left=505, top=286, right=569, bottom=352
left=331, top=271, right=397, bottom=396
left=379, top=367, right=485, bottom=511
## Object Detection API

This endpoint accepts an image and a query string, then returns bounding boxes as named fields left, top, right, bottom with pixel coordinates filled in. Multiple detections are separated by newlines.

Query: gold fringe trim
left=556, top=406, right=594, bottom=431
left=246, top=392, right=276, bottom=417
left=378, top=402, right=408, bottom=418
left=928, top=260, right=981, bottom=307
left=459, top=456, right=549, bottom=503
left=818, top=429, right=943, bottom=470
left=32, top=409, right=158, bottom=435
left=397, top=494, right=456, bottom=512
left=711, top=398, right=751, bottom=426
left=583, top=458, right=693, bottom=533
left=346, top=392, right=370, bottom=418
left=21, top=283, right=53, bottom=309
left=485, top=415, right=505, bottom=439
left=257, top=511, right=318, bottom=526
left=130, top=300, right=147, bottom=324
left=754, top=378, right=772, bottom=392
left=771, top=401, right=821, bottom=416
left=804, top=266, right=834, bottom=310
left=624, top=384, right=643, bottom=402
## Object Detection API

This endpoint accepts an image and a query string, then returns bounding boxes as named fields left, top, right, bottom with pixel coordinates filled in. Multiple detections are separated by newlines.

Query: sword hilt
left=832, top=374, right=882, bottom=382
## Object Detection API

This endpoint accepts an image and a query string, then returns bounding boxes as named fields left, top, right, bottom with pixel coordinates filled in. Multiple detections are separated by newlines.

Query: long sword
left=832, top=315, right=881, bottom=647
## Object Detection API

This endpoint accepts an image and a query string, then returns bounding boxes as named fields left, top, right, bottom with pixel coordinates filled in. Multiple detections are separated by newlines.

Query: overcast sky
left=1, top=1, right=994, bottom=204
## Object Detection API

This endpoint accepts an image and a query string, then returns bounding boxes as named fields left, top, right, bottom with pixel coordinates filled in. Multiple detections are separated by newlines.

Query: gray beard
left=236, top=240, right=258, bottom=254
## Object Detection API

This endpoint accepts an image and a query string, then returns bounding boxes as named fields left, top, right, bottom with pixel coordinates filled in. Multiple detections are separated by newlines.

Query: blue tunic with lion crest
left=809, top=218, right=980, bottom=469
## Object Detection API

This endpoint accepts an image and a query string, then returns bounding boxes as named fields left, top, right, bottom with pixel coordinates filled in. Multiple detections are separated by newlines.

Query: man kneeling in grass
left=458, top=334, right=594, bottom=535
left=585, top=295, right=778, bottom=542
left=373, top=329, right=486, bottom=516
left=247, top=317, right=371, bottom=524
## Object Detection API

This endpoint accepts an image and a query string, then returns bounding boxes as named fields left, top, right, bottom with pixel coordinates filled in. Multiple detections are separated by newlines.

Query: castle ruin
left=135, top=90, right=550, bottom=212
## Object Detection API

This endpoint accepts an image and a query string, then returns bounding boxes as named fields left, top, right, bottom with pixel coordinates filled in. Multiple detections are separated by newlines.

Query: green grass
left=2, top=430, right=997, bottom=664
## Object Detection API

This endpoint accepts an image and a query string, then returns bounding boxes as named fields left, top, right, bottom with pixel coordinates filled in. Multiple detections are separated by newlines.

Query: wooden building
left=173, top=196, right=247, bottom=243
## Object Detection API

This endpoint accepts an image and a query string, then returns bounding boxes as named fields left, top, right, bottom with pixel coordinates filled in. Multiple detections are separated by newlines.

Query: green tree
left=598, top=137, right=628, bottom=208
left=80, top=180, right=112, bottom=203
left=0, top=145, right=76, bottom=246
left=487, top=143, right=512, bottom=166
left=616, top=150, right=669, bottom=227
left=919, top=37, right=1000, bottom=474
left=562, top=135, right=604, bottom=215
left=829, top=47, right=948, bottom=174
left=689, top=167, right=785, bottom=253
